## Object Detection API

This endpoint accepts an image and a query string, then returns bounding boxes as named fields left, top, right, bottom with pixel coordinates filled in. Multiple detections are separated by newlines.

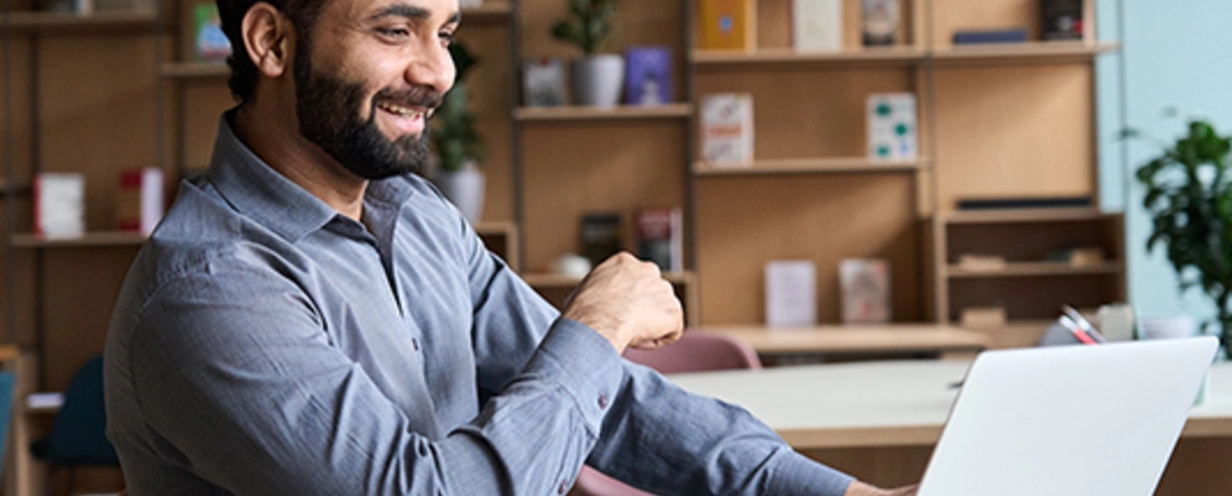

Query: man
left=102, top=0, right=917, bottom=493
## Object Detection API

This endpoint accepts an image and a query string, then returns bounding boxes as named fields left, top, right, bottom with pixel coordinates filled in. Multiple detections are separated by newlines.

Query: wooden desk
left=668, top=361, right=1232, bottom=493
left=701, top=325, right=990, bottom=360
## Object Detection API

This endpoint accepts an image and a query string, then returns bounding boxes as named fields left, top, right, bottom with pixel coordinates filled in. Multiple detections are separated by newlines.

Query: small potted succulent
left=551, top=0, right=623, bottom=107
left=430, top=42, right=488, bottom=224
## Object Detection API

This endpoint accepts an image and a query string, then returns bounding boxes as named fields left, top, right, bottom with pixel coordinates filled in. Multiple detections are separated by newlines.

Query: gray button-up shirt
left=103, top=114, right=854, bottom=495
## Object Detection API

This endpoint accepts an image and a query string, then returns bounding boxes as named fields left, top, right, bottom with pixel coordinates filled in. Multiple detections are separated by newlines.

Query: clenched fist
left=562, top=252, right=684, bottom=354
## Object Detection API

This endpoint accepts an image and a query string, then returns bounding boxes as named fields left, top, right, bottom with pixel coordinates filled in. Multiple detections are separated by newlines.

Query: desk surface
left=669, top=360, right=1232, bottom=450
left=702, top=325, right=990, bottom=355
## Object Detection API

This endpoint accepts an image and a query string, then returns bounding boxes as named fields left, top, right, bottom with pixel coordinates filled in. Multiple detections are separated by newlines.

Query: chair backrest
left=575, top=331, right=762, bottom=496
left=622, top=330, right=762, bottom=374
left=47, top=355, right=118, bottom=465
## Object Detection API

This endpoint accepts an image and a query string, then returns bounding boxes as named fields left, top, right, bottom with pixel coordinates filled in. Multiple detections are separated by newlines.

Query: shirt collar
left=206, top=110, right=418, bottom=242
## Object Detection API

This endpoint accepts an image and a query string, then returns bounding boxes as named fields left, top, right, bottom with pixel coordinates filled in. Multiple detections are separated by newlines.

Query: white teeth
left=378, top=102, right=422, bottom=119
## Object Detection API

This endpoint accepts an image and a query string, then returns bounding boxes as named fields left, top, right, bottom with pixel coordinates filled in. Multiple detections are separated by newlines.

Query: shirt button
left=598, top=394, right=609, bottom=410
left=558, top=479, right=570, bottom=494
left=412, top=338, right=420, bottom=351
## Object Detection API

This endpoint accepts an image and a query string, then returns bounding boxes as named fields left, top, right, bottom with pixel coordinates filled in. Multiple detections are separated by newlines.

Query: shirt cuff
left=521, top=317, right=625, bottom=436
left=765, top=449, right=856, bottom=496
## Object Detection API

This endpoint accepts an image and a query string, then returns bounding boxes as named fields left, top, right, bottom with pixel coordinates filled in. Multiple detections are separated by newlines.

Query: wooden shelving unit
left=514, top=103, right=693, bottom=122
left=159, top=61, right=228, bottom=79
left=691, top=46, right=924, bottom=67
left=931, top=41, right=1121, bottom=65
left=946, top=261, right=1125, bottom=279
left=10, top=231, right=148, bottom=249
left=694, top=158, right=925, bottom=176
left=2, top=10, right=158, bottom=34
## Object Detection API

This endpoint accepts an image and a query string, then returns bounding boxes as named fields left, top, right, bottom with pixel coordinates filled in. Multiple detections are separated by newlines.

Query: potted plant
left=1130, top=116, right=1232, bottom=356
left=431, top=42, right=488, bottom=224
left=551, top=0, right=623, bottom=107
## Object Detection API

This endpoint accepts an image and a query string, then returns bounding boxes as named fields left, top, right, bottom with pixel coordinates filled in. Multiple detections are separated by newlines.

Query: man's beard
left=293, top=42, right=443, bottom=181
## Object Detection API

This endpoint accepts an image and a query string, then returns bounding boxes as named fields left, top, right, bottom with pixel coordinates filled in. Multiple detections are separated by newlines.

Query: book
left=522, top=59, right=567, bottom=107
left=765, top=260, right=817, bottom=328
left=1041, top=0, right=1084, bottom=41
left=861, top=0, right=899, bottom=46
left=952, top=28, right=1029, bottom=45
left=624, top=46, right=673, bottom=106
left=580, top=213, right=622, bottom=268
left=794, top=0, right=842, bottom=52
left=34, top=172, right=85, bottom=239
left=956, top=196, right=1092, bottom=210
left=116, top=167, right=164, bottom=235
left=194, top=2, right=231, bottom=62
left=866, top=92, right=917, bottom=162
left=698, top=0, right=756, bottom=51
left=701, top=93, right=754, bottom=166
left=636, top=207, right=683, bottom=272
left=839, top=258, right=890, bottom=324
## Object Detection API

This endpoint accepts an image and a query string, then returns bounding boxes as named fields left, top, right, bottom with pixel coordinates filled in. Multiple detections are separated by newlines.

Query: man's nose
left=405, top=42, right=456, bottom=97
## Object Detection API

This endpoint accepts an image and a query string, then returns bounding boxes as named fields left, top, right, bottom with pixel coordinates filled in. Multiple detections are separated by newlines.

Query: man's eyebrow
left=366, top=4, right=461, bottom=24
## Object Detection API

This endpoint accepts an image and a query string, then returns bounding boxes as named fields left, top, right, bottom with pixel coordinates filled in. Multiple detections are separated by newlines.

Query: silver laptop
left=918, top=337, right=1218, bottom=496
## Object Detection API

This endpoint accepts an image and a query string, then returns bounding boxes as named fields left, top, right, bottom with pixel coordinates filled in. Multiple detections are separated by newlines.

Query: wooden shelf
left=931, top=41, right=1121, bottom=65
left=703, top=324, right=989, bottom=355
left=160, top=62, right=228, bottom=79
left=523, top=271, right=695, bottom=287
left=695, top=157, right=925, bottom=176
left=474, top=220, right=517, bottom=237
left=11, top=231, right=148, bottom=248
left=692, top=46, right=925, bottom=67
left=514, top=104, right=693, bottom=122
left=942, top=208, right=1114, bottom=224
left=947, top=261, right=1124, bottom=279
left=3, top=10, right=158, bottom=34
left=461, top=0, right=513, bottom=21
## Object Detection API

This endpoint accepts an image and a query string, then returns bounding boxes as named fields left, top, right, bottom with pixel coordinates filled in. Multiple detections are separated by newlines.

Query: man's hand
left=562, top=252, right=684, bottom=354
left=845, top=481, right=919, bottom=496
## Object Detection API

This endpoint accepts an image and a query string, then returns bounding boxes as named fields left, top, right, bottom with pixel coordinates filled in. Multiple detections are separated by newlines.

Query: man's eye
left=376, top=27, right=411, bottom=38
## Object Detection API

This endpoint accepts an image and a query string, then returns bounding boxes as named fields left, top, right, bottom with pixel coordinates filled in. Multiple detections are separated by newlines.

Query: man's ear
left=241, top=2, right=295, bottom=78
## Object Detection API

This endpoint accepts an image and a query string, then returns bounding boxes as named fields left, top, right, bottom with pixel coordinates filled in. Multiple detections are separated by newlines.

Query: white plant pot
left=570, top=55, right=625, bottom=107
left=435, top=161, right=485, bottom=225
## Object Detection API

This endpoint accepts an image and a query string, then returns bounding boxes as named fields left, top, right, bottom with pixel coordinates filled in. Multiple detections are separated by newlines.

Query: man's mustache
left=374, top=86, right=444, bottom=112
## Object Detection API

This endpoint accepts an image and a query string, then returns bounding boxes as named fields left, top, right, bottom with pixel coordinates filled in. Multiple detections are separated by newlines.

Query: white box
left=867, top=93, right=918, bottom=161
left=117, top=167, right=165, bottom=235
left=35, top=172, right=85, bottom=239
left=765, top=260, right=817, bottom=328
left=794, top=0, right=843, bottom=52
left=701, top=93, right=755, bottom=167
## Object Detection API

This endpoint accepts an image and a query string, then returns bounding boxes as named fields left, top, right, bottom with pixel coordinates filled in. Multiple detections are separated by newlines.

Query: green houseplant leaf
left=550, top=0, right=618, bottom=56
left=1133, top=116, right=1232, bottom=356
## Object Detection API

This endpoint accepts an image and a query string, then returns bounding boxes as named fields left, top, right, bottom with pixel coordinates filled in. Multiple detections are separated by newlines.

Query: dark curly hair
left=216, top=0, right=329, bottom=104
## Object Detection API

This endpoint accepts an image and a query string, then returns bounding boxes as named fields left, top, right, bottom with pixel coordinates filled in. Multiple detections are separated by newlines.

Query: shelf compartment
left=946, top=261, right=1124, bottom=279
left=11, top=231, right=147, bottom=248
left=461, top=0, right=513, bottom=21
left=160, top=62, right=228, bottom=79
left=941, top=207, right=1112, bottom=224
left=4, top=10, right=158, bottom=34
left=931, top=41, right=1120, bottom=65
left=695, top=157, right=925, bottom=176
left=692, top=46, right=925, bottom=68
left=514, top=104, right=692, bottom=122
left=474, top=221, right=519, bottom=272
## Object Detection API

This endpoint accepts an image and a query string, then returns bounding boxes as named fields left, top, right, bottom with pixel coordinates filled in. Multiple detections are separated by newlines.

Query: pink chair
left=572, top=331, right=762, bottom=496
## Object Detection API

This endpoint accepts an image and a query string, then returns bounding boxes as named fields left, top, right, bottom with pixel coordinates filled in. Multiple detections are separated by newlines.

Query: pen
left=1059, top=315, right=1099, bottom=345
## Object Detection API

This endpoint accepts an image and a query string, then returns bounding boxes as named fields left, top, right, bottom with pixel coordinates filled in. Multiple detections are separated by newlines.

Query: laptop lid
left=917, top=337, right=1218, bottom=496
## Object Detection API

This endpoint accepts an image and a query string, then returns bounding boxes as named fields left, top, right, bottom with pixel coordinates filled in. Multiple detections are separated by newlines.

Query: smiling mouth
left=376, top=101, right=426, bottom=120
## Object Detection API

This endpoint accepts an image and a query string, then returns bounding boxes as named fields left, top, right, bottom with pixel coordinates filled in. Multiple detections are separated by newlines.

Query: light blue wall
left=1097, top=0, right=1232, bottom=325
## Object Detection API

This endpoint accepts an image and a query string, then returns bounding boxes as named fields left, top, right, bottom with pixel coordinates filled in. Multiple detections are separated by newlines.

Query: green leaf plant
left=1130, top=114, right=1232, bottom=355
left=550, top=0, right=618, bottom=56
left=430, top=42, right=487, bottom=172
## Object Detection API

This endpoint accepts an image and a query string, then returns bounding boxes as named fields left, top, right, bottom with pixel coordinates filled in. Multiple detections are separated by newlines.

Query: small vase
left=434, top=161, right=485, bottom=224
left=570, top=55, right=625, bottom=107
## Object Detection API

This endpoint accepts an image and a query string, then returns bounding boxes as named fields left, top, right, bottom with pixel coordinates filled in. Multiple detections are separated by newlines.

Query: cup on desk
left=1141, top=315, right=1195, bottom=340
